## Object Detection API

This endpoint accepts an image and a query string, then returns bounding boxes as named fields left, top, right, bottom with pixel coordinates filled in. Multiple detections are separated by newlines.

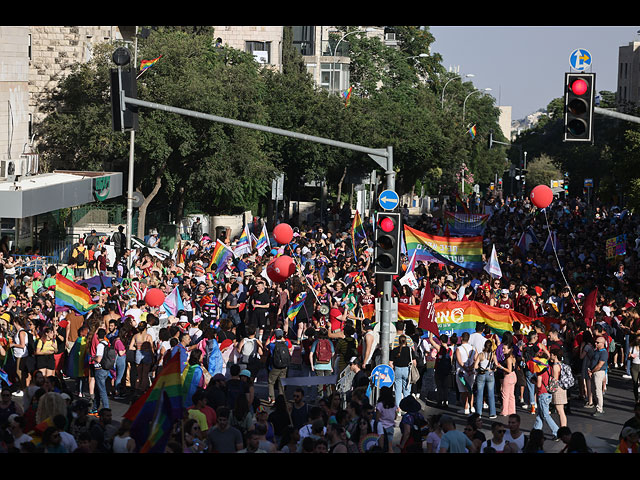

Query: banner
left=404, top=225, right=484, bottom=271
left=444, top=211, right=489, bottom=236
left=397, top=300, right=545, bottom=337
left=605, top=235, right=626, bottom=265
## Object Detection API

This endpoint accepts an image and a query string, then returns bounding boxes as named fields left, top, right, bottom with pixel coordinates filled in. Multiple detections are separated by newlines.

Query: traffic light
left=110, top=67, right=138, bottom=132
left=563, top=72, right=595, bottom=142
left=374, top=212, right=401, bottom=275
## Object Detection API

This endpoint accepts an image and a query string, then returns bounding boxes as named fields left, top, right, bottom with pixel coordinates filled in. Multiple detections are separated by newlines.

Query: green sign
left=94, top=176, right=111, bottom=202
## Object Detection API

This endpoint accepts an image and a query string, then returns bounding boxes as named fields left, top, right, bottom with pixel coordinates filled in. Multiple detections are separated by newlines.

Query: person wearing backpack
left=71, top=240, right=88, bottom=279
left=92, top=328, right=111, bottom=412
left=549, top=348, right=568, bottom=431
left=266, top=329, right=292, bottom=405
left=430, top=333, right=453, bottom=408
left=310, top=328, right=335, bottom=398
left=237, top=325, right=263, bottom=380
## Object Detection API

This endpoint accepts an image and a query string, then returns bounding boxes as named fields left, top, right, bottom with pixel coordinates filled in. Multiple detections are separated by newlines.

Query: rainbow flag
left=351, top=210, right=367, bottom=249
left=140, top=55, right=162, bottom=71
left=209, top=240, right=233, bottom=273
left=234, top=225, right=252, bottom=258
left=468, top=124, right=477, bottom=139
left=404, top=225, right=483, bottom=271
left=397, top=300, right=536, bottom=337
left=287, top=292, right=307, bottom=322
left=125, top=352, right=183, bottom=453
left=444, top=211, right=489, bottom=236
left=64, top=335, right=89, bottom=379
left=361, top=303, right=375, bottom=319
left=54, top=274, right=99, bottom=315
left=255, top=224, right=270, bottom=256
left=455, top=192, right=470, bottom=214
left=343, top=86, right=353, bottom=107
left=182, top=363, right=206, bottom=409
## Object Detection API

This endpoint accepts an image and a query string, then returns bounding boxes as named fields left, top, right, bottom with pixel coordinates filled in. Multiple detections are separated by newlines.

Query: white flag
left=484, top=244, right=502, bottom=278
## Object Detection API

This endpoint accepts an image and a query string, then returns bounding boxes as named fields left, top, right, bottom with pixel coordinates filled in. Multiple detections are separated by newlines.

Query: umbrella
left=359, top=433, right=380, bottom=453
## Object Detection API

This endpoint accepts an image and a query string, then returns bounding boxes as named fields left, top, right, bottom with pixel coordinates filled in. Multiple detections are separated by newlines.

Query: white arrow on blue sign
left=378, top=189, right=399, bottom=211
left=570, top=48, right=592, bottom=71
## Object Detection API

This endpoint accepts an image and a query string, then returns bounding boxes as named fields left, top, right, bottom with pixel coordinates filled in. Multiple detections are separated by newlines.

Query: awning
left=0, top=170, right=123, bottom=218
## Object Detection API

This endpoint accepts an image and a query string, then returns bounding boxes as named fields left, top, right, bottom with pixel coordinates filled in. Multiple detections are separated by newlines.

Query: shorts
left=36, top=354, right=55, bottom=371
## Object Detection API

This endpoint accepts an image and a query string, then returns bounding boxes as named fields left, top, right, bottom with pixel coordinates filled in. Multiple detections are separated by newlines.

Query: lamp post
left=463, top=88, right=492, bottom=122
left=441, top=73, right=474, bottom=108
left=329, top=28, right=374, bottom=94
left=125, top=26, right=139, bottom=274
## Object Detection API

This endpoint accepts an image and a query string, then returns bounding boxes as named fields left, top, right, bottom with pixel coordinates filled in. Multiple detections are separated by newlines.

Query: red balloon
left=273, top=223, right=294, bottom=245
left=145, top=288, right=166, bottom=307
left=266, top=255, right=296, bottom=283
left=530, top=185, right=554, bottom=209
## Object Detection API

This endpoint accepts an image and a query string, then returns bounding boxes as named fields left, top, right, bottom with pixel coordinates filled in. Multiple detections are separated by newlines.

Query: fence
left=13, top=254, right=57, bottom=276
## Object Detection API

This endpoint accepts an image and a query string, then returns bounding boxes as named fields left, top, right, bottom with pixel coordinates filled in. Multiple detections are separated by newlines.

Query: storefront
left=0, top=170, right=123, bottom=252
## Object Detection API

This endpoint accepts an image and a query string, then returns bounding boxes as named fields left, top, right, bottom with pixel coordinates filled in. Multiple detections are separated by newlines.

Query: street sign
left=584, top=178, right=593, bottom=187
left=371, top=364, right=394, bottom=388
left=570, top=48, right=592, bottom=71
left=378, top=189, right=399, bottom=211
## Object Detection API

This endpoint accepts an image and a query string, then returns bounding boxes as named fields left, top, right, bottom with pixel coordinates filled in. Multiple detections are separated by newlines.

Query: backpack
left=241, top=338, right=260, bottom=365
left=74, top=247, right=85, bottom=265
left=100, top=341, right=117, bottom=371
left=558, top=363, right=575, bottom=389
left=315, top=338, right=333, bottom=364
left=272, top=340, right=291, bottom=369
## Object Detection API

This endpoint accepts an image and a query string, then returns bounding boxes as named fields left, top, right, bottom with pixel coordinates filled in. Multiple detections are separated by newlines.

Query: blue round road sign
left=378, top=189, right=399, bottom=211
left=371, top=364, right=395, bottom=388
left=570, top=48, right=592, bottom=71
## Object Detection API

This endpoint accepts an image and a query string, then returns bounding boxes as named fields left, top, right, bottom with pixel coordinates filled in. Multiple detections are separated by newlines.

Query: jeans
left=115, top=355, right=126, bottom=392
left=475, top=372, right=496, bottom=417
left=625, top=335, right=631, bottom=375
left=525, top=370, right=537, bottom=406
left=394, top=366, right=410, bottom=408
left=533, top=392, right=558, bottom=436
left=94, top=368, right=110, bottom=411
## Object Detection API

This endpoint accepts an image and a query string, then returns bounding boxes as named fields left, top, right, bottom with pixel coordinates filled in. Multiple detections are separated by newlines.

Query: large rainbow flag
left=444, top=211, right=490, bottom=236
left=404, top=225, right=484, bottom=271
left=209, top=240, right=234, bottom=273
left=124, top=351, right=183, bottom=453
left=54, top=274, right=99, bottom=315
left=397, top=300, right=541, bottom=337
left=351, top=210, right=367, bottom=248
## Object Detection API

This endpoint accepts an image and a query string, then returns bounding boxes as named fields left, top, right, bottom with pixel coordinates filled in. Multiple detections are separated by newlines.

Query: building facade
left=617, top=40, right=640, bottom=106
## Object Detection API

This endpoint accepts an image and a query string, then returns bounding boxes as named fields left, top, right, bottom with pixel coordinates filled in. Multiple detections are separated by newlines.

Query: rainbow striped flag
left=255, top=224, right=270, bottom=256
left=444, top=211, right=489, bottom=236
left=397, top=300, right=536, bottom=337
left=404, top=225, right=484, bottom=271
left=287, top=292, right=308, bottom=322
left=343, top=86, right=353, bottom=107
left=351, top=210, right=367, bottom=249
left=54, top=274, right=99, bottom=315
left=361, top=303, right=375, bottom=319
left=125, top=352, right=183, bottom=453
left=234, top=225, right=252, bottom=258
left=208, top=240, right=234, bottom=273
left=455, top=192, right=470, bottom=214
left=182, top=363, right=206, bottom=409
left=468, top=124, right=477, bottom=139
left=64, top=335, right=89, bottom=379
left=140, top=55, right=162, bottom=71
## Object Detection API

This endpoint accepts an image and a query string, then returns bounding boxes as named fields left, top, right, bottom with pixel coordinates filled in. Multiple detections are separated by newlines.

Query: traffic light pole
left=119, top=93, right=396, bottom=364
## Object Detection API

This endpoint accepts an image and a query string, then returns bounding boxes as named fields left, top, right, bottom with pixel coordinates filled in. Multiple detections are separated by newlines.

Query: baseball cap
left=501, top=289, right=509, bottom=295
left=239, top=369, right=251, bottom=378
left=274, top=328, right=284, bottom=338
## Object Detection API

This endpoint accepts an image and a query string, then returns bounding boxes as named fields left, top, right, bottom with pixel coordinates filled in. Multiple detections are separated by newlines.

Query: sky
left=428, top=26, right=640, bottom=120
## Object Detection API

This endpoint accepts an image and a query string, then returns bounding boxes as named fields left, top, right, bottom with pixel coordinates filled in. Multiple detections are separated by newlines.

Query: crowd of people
left=0, top=192, right=638, bottom=454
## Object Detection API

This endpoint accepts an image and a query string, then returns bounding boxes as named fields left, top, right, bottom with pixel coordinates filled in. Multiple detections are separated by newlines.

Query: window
left=28, top=34, right=32, bottom=61
left=292, top=26, right=315, bottom=56
left=320, top=62, right=350, bottom=94
left=246, top=41, right=271, bottom=64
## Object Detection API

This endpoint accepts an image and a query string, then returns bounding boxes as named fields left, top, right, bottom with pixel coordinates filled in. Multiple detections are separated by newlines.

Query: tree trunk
left=336, top=166, right=347, bottom=208
left=136, top=174, right=163, bottom=239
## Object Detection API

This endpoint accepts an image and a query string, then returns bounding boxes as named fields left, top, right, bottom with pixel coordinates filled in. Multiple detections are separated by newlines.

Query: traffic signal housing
left=563, top=72, right=595, bottom=142
left=374, top=212, right=401, bottom=275
left=110, top=67, right=138, bottom=132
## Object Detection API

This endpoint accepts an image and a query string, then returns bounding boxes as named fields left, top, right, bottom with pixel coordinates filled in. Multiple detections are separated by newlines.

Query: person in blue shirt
left=588, top=336, right=609, bottom=416
left=438, top=415, right=474, bottom=453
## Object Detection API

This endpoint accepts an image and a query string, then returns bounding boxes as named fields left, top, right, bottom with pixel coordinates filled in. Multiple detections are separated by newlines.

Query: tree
left=524, top=154, right=562, bottom=194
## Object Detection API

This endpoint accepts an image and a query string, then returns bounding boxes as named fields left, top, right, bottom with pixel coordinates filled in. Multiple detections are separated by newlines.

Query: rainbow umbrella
left=359, top=433, right=380, bottom=453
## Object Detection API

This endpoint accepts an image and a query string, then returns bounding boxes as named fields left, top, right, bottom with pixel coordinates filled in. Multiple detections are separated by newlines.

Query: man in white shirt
left=9, top=415, right=32, bottom=449
left=468, top=323, right=487, bottom=354
left=503, top=413, right=526, bottom=453
left=480, top=422, right=509, bottom=452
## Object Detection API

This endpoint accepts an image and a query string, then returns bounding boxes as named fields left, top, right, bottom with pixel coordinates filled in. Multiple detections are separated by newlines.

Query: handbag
left=409, top=347, right=420, bottom=384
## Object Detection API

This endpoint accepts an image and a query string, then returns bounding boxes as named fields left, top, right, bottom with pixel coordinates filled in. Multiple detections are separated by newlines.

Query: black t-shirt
left=251, top=291, right=270, bottom=318
left=352, top=370, right=370, bottom=389
left=390, top=346, right=411, bottom=367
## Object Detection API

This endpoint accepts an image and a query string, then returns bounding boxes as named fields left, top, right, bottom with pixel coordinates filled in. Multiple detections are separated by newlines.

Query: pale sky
left=429, top=26, right=640, bottom=120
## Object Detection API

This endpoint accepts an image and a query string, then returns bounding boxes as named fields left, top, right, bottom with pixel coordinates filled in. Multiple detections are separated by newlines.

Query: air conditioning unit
left=0, top=160, right=18, bottom=181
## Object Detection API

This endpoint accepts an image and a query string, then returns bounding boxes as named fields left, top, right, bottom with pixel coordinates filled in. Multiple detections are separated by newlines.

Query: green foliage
left=524, top=154, right=562, bottom=194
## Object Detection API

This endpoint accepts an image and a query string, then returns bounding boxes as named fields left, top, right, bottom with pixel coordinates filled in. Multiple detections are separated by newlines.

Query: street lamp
left=463, top=88, right=492, bottom=122
left=441, top=73, right=474, bottom=108
left=329, top=28, right=375, bottom=94
left=406, top=53, right=429, bottom=60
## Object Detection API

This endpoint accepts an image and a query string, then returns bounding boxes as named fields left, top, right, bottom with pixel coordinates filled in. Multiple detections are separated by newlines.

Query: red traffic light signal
left=563, top=72, right=595, bottom=142
left=378, top=216, right=395, bottom=233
